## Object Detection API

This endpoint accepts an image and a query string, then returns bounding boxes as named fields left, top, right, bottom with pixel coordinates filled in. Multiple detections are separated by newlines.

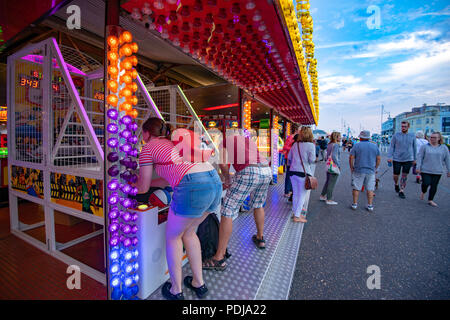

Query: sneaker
left=398, top=191, right=405, bottom=199
left=366, top=205, right=374, bottom=212
left=319, top=195, right=327, bottom=201
left=326, top=200, right=338, bottom=205
left=395, top=184, right=400, bottom=193
left=351, top=203, right=357, bottom=210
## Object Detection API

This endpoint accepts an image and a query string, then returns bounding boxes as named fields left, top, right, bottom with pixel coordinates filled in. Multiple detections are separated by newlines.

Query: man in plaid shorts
left=203, top=130, right=272, bottom=271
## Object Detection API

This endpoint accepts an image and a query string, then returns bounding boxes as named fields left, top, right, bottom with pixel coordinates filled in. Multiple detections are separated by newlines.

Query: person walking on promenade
left=203, top=130, right=272, bottom=270
left=288, top=127, right=316, bottom=223
left=318, top=136, right=328, bottom=161
left=320, top=132, right=342, bottom=205
left=416, top=132, right=450, bottom=207
left=281, top=133, right=298, bottom=198
left=387, top=121, right=417, bottom=199
left=349, top=130, right=381, bottom=212
left=414, top=131, right=429, bottom=184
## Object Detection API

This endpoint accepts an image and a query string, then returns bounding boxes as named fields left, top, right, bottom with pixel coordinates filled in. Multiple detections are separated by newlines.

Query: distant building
left=393, top=104, right=450, bottom=143
left=381, top=117, right=394, bottom=139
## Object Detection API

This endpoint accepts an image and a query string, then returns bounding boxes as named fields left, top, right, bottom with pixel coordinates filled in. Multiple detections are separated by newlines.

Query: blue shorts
left=171, top=170, right=223, bottom=218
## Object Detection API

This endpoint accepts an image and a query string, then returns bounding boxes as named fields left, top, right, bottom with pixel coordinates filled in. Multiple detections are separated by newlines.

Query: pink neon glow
left=21, top=54, right=86, bottom=76
left=203, top=103, right=239, bottom=111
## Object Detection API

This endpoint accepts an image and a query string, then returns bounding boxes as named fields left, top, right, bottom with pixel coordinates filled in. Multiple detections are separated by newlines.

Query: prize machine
left=0, top=106, right=7, bottom=204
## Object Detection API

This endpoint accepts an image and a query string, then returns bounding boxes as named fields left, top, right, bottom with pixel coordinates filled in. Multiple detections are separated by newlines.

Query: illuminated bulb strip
left=106, top=29, right=140, bottom=300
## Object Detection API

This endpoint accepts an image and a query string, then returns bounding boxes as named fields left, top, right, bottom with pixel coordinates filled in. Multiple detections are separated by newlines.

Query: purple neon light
left=20, top=54, right=87, bottom=76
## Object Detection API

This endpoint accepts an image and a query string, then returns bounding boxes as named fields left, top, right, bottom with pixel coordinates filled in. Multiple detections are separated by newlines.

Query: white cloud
left=333, top=19, right=345, bottom=30
left=319, top=75, right=379, bottom=104
left=407, top=5, right=450, bottom=20
left=349, top=30, right=441, bottom=59
left=381, top=41, right=450, bottom=81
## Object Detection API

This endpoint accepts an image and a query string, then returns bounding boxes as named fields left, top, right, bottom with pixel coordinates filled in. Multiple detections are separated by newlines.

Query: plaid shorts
left=221, top=166, right=272, bottom=219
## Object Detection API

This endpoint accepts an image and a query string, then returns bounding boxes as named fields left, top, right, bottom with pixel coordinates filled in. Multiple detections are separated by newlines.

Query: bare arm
left=349, top=155, right=354, bottom=172
left=375, top=155, right=381, bottom=170
left=136, top=165, right=153, bottom=194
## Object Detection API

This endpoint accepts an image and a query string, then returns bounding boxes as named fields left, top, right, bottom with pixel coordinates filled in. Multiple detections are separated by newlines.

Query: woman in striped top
left=135, top=118, right=222, bottom=300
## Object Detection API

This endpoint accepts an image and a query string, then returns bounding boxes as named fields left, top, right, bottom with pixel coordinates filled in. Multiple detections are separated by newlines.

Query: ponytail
left=142, top=117, right=171, bottom=139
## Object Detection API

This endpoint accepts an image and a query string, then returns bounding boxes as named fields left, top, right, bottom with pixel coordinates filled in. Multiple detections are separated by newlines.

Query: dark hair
left=293, top=134, right=299, bottom=142
left=142, top=117, right=171, bottom=139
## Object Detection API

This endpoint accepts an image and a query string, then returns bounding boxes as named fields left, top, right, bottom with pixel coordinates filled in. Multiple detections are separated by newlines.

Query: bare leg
left=166, top=208, right=195, bottom=294
left=366, top=190, right=374, bottom=205
left=182, top=212, right=209, bottom=288
left=213, top=216, right=233, bottom=261
left=393, top=174, right=399, bottom=186
left=352, top=189, right=359, bottom=204
left=253, top=207, right=265, bottom=240
left=400, top=173, right=408, bottom=192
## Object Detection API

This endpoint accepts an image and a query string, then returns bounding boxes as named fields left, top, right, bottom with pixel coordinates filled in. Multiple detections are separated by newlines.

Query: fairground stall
left=5, top=0, right=318, bottom=300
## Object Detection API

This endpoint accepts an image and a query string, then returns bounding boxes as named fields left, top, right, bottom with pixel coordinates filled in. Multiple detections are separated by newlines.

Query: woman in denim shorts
left=135, top=118, right=222, bottom=300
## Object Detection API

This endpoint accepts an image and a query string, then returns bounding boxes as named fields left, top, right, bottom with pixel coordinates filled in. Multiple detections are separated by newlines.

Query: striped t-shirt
left=139, top=138, right=196, bottom=188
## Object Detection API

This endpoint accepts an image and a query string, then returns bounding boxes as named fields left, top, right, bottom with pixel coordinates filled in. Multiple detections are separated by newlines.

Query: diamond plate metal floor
left=148, top=166, right=315, bottom=300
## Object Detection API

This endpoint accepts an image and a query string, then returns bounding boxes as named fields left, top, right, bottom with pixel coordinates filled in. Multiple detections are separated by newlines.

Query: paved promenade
left=289, top=150, right=450, bottom=300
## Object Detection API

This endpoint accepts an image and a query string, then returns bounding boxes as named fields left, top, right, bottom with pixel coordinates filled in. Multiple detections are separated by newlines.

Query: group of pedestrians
left=133, top=117, right=449, bottom=300
left=283, top=121, right=449, bottom=218
left=133, top=117, right=272, bottom=300
left=388, top=121, right=450, bottom=206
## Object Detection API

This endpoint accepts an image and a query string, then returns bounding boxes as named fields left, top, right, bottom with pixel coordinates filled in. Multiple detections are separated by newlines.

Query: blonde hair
left=330, top=131, right=341, bottom=143
left=431, top=131, right=443, bottom=145
left=299, top=126, right=314, bottom=143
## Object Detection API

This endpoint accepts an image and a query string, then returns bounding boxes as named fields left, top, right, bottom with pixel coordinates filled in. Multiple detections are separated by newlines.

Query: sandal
left=161, top=282, right=184, bottom=300
left=184, top=276, right=209, bottom=299
left=202, top=257, right=227, bottom=271
left=252, top=235, right=266, bottom=249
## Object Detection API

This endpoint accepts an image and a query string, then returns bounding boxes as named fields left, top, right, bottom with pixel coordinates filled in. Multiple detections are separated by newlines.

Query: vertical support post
left=238, top=88, right=243, bottom=128
left=169, top=86, right=177, bottom=125
left=43, top=42, right=55, bottom=251
left=7, top=54, right=19, bottom=231
left=104, top=0, right=121, bottom=301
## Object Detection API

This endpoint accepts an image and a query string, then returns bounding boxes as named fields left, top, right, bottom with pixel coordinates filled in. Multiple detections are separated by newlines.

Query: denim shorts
left=171, top=170, right=223, bottom=218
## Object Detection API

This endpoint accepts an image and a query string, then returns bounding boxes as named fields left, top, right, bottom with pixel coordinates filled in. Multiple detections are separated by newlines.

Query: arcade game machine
left=0, top=106, right=7, bottom=205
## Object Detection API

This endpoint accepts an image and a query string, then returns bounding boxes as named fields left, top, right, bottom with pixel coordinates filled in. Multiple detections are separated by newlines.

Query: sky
left=306, top=0, right=450, bottom=135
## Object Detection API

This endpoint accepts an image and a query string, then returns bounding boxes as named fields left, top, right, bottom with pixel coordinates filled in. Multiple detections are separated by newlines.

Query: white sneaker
left=326, top=200, right=338, bottom=205
left=319, top=195, right=327, bottom=201
left=366, top=205, right=374, bottom=212
left=351, top=203, right=357, bottom=210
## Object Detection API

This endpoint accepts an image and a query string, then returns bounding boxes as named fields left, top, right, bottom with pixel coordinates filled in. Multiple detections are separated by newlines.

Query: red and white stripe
left=139, top=138, right=196, bottom=188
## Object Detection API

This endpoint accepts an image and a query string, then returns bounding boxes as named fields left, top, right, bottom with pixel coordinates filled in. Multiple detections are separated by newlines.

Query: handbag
left=326, top=144, right=341, bottom=175
left=297, top=142, right=318, bottom=190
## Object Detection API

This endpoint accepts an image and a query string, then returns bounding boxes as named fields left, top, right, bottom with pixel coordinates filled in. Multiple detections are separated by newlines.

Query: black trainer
left=398, top=191, right=405, bottom=199
left=161, top=282, right=184, bottom=300
left=184, top=276, right=209, bottom=299
left=395, top=184, right=400, bottom=193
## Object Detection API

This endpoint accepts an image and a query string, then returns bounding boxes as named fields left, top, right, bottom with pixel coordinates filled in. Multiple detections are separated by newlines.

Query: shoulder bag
left=297, top=143, right=318, bottom=190
left=326, top=144, right=341, bottom=175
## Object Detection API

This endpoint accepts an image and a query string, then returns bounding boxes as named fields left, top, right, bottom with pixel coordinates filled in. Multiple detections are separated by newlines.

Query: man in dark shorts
left=387, top=121, right=417, bottom=199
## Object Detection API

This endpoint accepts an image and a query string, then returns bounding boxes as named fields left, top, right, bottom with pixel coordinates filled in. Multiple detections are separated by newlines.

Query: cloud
left=316, top=41, right=367, bottom=49
left=407, top=5, right=450, bottom=20
left=333, top=19, right=345, bottom=29
left=319, top=75, right=379, bottom=105
left=348, top=30, right=441, bottom=59
left=381, top=41, right=450, bottom=81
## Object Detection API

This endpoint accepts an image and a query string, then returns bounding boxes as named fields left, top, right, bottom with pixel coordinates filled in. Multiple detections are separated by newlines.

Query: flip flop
left=202, top=257, right=227, bottom=271
left=252, top=235, right=266, bottom=249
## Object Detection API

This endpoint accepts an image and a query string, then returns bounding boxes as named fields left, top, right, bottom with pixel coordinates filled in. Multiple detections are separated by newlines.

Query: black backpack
left=196, top=213, right=231, bottom=261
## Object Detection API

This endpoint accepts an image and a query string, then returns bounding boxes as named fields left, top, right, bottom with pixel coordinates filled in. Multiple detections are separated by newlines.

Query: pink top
left=139, top=138, right=196, bottom=188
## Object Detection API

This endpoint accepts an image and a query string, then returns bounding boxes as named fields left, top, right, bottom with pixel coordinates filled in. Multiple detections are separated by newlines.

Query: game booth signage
left=7, top=0, right=318, bottom=300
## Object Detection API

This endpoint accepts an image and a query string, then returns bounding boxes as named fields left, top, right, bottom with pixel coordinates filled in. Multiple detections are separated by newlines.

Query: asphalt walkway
left=289, top=150, right=450, bottom=300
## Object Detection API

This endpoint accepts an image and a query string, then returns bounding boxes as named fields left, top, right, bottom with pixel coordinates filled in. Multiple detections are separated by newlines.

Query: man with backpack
left=318, top=136, right=328, bottom=161
left=202, top=130, right=272, bottom=271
